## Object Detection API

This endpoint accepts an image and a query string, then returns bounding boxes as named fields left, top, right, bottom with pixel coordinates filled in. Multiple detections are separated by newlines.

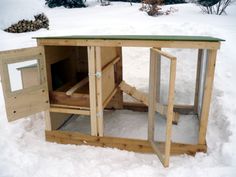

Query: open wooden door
left=0, top=47, right=49, bottom=121
left=148, top=48, right=177, bottom=167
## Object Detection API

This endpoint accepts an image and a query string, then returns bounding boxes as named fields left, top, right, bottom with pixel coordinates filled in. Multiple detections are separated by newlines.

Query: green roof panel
left=34, top=35, right=225, bottom=42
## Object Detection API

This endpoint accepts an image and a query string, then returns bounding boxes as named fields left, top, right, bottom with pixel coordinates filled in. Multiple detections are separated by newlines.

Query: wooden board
left=148, top=48, right=177, bottom=167
left=44, top=46, right=77, bottom=91
left=88, top=46, right=98, bottom=136
left=35, top=35, right=224, bottom=42
left=198, top=49, right=217, bottom=144
left=0, top=47, right=49, bottom=121
left=45, top=130, right=207, bottom=155
left=49, top=91, right=90, bottom=107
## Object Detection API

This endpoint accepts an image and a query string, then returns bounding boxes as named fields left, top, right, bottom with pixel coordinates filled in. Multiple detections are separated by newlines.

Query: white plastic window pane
left=7, top=59, right=39, bottom=92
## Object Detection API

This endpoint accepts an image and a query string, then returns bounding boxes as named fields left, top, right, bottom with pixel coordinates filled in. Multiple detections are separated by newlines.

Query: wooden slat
left=49, top=91, right=90, bottom=107
left=148, top=48, right=158, bottom=140
left=151, top=48, right=176, bottom=60
left=102, top=56, right=120, bottom=73
left=95, top=47, right=104, bottom=136
left=119, top=81, right=179, bottom=123
left=198, top=50, right=217, bottom=144
left=106, top=47, right=123, bottom=109
left=50, top=107, right=90, bottom=115
left=45, top=130, right=207, bottom=155
left=123, top=102, right=195, bottom=115
left=66, top=77, right=89, bottom=96
left=37, top=39, right=221, bottom=50
left=194, top=49, right=203, bottom=113
left=163, top=58, right=177, bottom=167
left=88, top=46, right=98, bottom=136
left=50, top=104, right=90, bottom=110
left=103, top=88, right=118, bottom=108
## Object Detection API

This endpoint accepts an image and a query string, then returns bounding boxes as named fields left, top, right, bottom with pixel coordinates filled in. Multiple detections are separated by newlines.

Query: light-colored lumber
left=95, top=47, right=104, bottom=136
left=37, top=39, right=221, bottom=50
left=0, top=46, right=49, bottom=121
left=88, top=46, right=98, bottom=136
left=50, top=91, right=90, bottom=108
left=148, top=48, right=158, bottom=140
left=148, top=47, right=177, bottom=167
left=151, top=48, right=176, bottom=60
left=122, top=102, right=194, bottom=116
left=44, top=46, right=77, bottom=91
left=103, top=88, right=118, bottom=108
left=156, top=48, right=161, bottom=104
left=119, top=81, right=179, bottom=123
left=65, top=77, right=88, bottom=96
left=101, top=64, right=115, bottom=103
left=50, top=107, right=90, bottom=115
left=45, top=111, right=52, bottom=131
left=150, top=140, right=165, bottom=163
left=106, top=47, right=123, bottom=109
left=163, top=58, right=177, bottom=167
left=102, top=56, right=120, bottom=74
left=198, top=49, right=217, bottom=144
left=45, top=130, right=207, bottom=155
left=100, top=47, right=118, bottom=68
left=194, top=49, right=203, bottom=113
left=50, top=103, right=90, bottom=110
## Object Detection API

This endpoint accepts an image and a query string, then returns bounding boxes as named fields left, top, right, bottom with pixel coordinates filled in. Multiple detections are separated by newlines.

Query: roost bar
left=0, top=35, right=224, bottom=167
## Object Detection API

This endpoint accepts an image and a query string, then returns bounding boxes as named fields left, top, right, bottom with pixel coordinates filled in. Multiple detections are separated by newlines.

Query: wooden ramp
left=119, top=81, right=180, bottom=124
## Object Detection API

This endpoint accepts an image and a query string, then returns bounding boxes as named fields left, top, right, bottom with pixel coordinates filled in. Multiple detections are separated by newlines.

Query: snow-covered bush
left=0, top=0, right=44, bottom=29
left=196, top=0, right=235, bottom=15
left=45, top=0, right=86, bottom=8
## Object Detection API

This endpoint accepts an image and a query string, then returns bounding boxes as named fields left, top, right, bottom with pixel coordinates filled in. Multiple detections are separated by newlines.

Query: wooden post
left=194, top=49, right=203, bottom=113
left=164, top=58, right=177, bottom=167
left=88, top=46, right=98, bottom=136
left=148, top=48, right=158, bottom=141
left=156, top=48, right=161, bottom=104
left=95, top=47, right=104, bottom=136
left=198, top=49, right=217, bottom=144
left=148, top=48, right=177, bottom=167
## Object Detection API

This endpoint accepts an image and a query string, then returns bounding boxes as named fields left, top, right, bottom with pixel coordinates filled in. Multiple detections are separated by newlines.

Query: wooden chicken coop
left=0, top=35, right=224, bottom=167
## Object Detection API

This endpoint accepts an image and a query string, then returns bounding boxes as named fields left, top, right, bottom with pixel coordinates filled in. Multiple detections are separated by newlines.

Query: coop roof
left=34, top=35, right=225, bottom=42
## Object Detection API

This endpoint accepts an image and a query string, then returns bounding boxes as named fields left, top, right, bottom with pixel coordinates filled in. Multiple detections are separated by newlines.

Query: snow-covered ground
left=0, top=1, right=236, bottom=177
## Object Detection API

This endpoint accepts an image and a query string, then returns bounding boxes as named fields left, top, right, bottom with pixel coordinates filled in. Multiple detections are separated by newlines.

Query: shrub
left=45, top=0, right=86, bottom=8
left=4, top=13, right=49, bottom=33
left=196, top=0, right=235, bottom=15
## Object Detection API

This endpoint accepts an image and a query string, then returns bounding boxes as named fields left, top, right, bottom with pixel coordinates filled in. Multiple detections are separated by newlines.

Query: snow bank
left=0, top=0, right=44, bottom=29
left=0, top=2, right=236, bottom=177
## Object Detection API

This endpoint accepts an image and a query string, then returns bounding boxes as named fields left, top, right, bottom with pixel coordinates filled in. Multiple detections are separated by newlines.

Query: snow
left=0, top=1, right=236, bottom=177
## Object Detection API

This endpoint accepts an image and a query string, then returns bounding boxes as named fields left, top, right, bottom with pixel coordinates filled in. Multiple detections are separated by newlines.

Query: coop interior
left=46, top=46, right=90, bottom=108
left=43, top=46, right=200, bottom=145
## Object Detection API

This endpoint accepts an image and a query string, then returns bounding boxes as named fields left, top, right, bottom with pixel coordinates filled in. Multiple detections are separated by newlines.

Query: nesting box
left=0, top=35, right=224, bottom=167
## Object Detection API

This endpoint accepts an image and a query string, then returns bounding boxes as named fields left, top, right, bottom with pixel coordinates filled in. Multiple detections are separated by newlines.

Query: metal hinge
left=88, top=72, right=102, bottom=78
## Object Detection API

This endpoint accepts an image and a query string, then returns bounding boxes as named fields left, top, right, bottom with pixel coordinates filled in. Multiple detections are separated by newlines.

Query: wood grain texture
left=45, top=130, right=207, bottom=155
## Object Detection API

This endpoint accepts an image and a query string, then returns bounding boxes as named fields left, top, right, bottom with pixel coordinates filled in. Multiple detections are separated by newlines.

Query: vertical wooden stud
left=156, top=48, right=161, bottom=103
left=194, top=49, right=203, bottom=113
left=148, top=48, right=158, bottom=141
left=164, top=58, right=177, bottom=167
left=198, top=49, right=217, bottom=144
left=88, top=46, right=98, bottom=136
left=95, top=47, right=104, bottom=136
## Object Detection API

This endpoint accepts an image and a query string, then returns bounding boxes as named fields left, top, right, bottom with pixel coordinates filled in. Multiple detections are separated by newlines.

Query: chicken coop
left=0, top=35, right=224, bottom=167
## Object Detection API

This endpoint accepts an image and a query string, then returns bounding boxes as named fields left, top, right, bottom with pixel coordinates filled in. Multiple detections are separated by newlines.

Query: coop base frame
left=45, top=130, right=207, bottom=156
left=45, top=100, right=207, bottom=156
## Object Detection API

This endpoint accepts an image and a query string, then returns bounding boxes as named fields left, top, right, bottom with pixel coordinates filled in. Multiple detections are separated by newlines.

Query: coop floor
left=60, top=109, right=199, bottom=144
